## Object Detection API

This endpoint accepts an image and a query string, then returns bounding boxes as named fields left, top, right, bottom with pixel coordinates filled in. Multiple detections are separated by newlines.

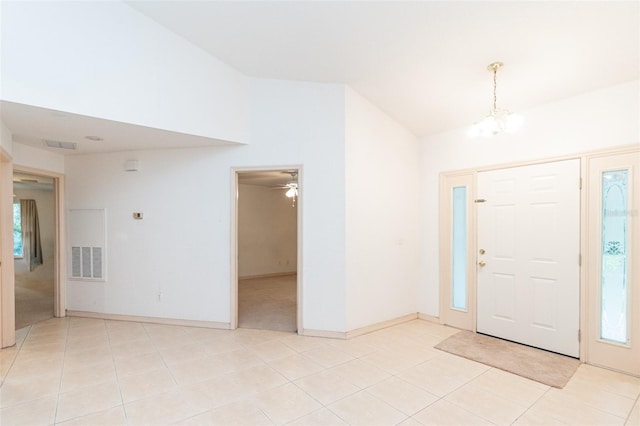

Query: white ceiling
left=13, top=171, right=54, bottom=192
left=3, top=2, right=638, bottom=156
left=1, top=101, right=236, bottom=156
left=238, top=170, right=298, bottom=187
left=128, top=0, right=640, bottom=137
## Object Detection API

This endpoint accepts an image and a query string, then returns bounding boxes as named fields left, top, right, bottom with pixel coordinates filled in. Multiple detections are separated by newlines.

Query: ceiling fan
left=272, top=171, right=298, bottom=205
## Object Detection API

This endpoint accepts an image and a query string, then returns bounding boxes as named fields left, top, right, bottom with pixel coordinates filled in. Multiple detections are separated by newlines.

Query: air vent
left=44, top=140, right=77, bottom=150
left=71, top=246, right=103, bottom=279
left=68, top=208, right=107, bottom=282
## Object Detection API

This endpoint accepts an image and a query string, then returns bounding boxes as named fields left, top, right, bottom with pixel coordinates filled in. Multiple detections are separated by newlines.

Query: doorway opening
left=234, top=168, right=301, bottom=333
left=12, top=171, right=57, bottom=330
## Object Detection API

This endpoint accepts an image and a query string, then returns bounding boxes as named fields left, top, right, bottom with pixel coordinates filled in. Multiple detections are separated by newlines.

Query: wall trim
left=0, top=154, right=15, bottom=347
left=66, top=310, right=232, bottom=330
left=13, top=166, right=66, bottom=320
left=230, top=165, right=303, bottom=333
left=300, top=328, right=346, bottom=339
left=440, top=144, right=638, bottom=177
left=0, top=146, right=12, bottom=161
left=302, top=313, right=421, bottom=340
left=346, top=313, right=418, bottom=339
left=418, top=313, right=440, bottom=324
left=239, top=272, right=297, bottom=280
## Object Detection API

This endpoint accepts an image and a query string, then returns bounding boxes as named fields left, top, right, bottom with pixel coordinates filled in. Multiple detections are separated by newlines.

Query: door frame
left=13, top=166, right=66, bottom=319
left=0, top=147, right=15, bottom=347
left=585, top=151, right=640, bottom=376
left=230, top=165, right=303, bottom=333
left=439, top=172, right=477, bottom=331
left=439, top=144, right=638, bottom=365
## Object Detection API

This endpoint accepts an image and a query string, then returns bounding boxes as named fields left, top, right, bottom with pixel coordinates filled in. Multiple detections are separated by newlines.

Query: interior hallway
left=0, top=318, right=638, bottom=425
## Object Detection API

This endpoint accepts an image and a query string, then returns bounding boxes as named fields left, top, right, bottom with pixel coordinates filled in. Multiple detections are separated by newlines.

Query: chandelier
left=468, top=62, right=523, bottom=138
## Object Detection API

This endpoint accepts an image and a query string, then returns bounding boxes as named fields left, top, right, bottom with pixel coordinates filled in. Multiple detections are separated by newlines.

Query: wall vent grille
left=71, top=246, right=103, bottom=279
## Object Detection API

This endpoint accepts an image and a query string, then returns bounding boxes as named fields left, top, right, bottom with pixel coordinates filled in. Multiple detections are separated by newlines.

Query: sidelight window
left=601, top=170, right=629, bottom=343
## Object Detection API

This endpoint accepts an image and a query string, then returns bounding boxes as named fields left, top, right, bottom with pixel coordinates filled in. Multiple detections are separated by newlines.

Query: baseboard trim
left=301, top=313, right=420, bottom=340
left=65, top=310, right=440, bottom=338
left=238, top=272, right=297, bottom=280
left=300, top=329, right=346, bottom=339
left=346, top=313, right=419, bottom=339
left=418, top=313, right=441, bottom=324
left=66, top=310, right=232, bottom=330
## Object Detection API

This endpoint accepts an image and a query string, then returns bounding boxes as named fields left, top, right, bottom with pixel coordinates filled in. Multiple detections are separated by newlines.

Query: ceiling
left=13, top=172, right=54, bottom=192
left=1, top=101, right=236, bottom=156
left=2, top=2, right=638, bottom=156
left=238, top=170, right=298, bottom=187
left=128, top=0, right=639, bottom=137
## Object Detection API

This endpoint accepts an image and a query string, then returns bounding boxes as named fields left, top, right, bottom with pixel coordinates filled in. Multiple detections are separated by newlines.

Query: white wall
left=238, top=184, right=297, bottom=278
left=13, top=187, right=55, bottom=276
left=419, top=79, right=640, bottom=316
left=1, top=1, right=247, bottom=143
left=344, top=87, right=421, bottom=330
left=65, top=78, right=347, bottom=332
left=12, top=144, right=64, bottom=175
left=65, top=148, right=233, bottom=321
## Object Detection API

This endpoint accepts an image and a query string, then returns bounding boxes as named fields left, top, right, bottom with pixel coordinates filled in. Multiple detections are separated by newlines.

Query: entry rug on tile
left=434, top=331, right=580, bottom=388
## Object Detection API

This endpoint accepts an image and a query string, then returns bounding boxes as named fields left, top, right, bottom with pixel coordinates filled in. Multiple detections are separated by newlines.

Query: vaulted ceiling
left=2, top=1, right=638, bottom=156
left=128, top=1, right=639, bottom=137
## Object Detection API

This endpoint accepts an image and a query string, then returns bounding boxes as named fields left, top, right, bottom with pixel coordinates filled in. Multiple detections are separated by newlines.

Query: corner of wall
left=0, top=120, right=13, bottom=158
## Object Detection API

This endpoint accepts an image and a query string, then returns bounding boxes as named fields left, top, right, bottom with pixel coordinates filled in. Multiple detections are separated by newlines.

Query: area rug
left=434, top=331, right=580, bottom=388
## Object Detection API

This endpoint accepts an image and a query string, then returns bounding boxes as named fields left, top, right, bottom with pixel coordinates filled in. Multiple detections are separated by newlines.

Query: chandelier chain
left=493, top=67, right=497, bottom=111
left=468, top=61, right=523, bottom=138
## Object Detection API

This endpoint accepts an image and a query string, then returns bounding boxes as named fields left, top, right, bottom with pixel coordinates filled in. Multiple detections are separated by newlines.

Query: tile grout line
left=52, top=318, right=71, bottom=425
left=104, top=319, right=131, bottom=425
left=623, top=392, right=640, bottom=425
left=0, top=324, right=31, bottom=388
left=508, top=385, right=553, bottom=425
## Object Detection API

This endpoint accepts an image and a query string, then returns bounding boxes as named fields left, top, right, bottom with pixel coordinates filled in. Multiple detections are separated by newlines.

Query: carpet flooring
left=238, top=274, right=297, bottom=332
left=15, top=269, right=54, bottom=330
left=435, top=331, right=580, bottom=388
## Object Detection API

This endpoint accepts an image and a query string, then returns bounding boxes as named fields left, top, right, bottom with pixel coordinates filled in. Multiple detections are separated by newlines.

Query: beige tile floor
left=1, top=318, right=639, bottom=426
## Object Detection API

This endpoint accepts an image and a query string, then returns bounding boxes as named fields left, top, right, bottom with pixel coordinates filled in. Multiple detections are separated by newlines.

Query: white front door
left=477, top=160, right=580, bottom=357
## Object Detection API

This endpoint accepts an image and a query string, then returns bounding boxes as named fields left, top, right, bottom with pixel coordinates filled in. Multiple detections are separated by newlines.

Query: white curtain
left=20, top=199, right=43, bottom=271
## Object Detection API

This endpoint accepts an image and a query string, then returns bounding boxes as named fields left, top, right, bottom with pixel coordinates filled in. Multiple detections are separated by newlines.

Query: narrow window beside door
left=601, top=170, right=629, bottom=344
left=452, top=186, right=467, bottom=310
left=13, top=202, right=23, bottom=257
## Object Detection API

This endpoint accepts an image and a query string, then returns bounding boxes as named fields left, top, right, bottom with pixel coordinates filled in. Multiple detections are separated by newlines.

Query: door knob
left=479, top=249, right=485, bottom=255
left=478, top=261, right=486, bottom=267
